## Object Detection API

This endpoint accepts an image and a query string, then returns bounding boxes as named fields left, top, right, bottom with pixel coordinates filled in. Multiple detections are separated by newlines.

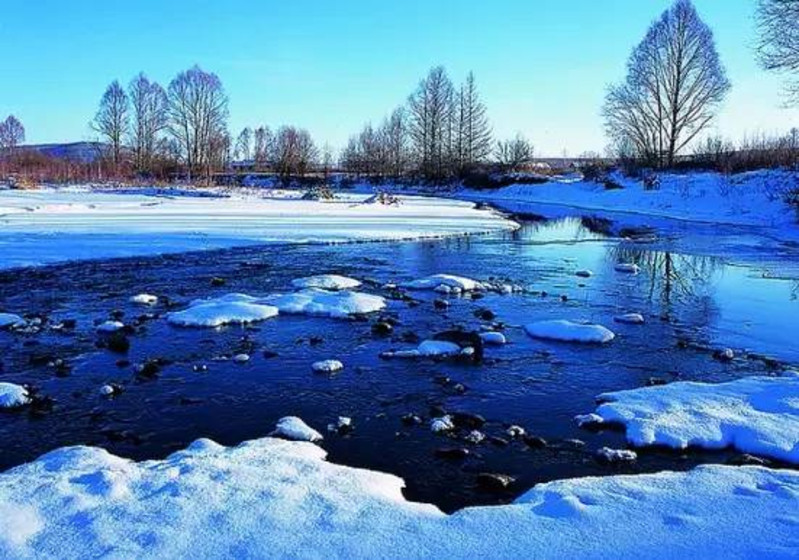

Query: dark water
left=0, top=213, right=797, bottom=512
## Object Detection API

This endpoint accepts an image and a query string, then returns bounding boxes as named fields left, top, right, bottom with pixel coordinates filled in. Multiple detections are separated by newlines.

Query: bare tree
left=128, top=73, right=167, bottom=175
left=274, top=126, right=318, bottom=177
left=92, top=80, right=130, bottom=171
left=455, top=72, right=492, bottom=173
left=603, top=0, right=730, bottom=167
left=382, top=107, right=410, bottom=177
left=495, top=133, right=534, bottom=171
left=756, top=0, right=799, bottom=104
left=234, top=127, right=253, bottom=162
left=408, top=66, right=456, bottom=179
left=0, top=115, right=25, bottom=151
left=166, top=65, right=229, bottom=182
left=253, top=126, right=273, bottom=170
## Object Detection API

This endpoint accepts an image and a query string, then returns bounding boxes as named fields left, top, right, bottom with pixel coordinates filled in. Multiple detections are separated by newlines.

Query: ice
left=596, top=447, right=638, bottom=463
left=167, top=294, right=279, bottom=327
left=291, top=275, right=361, bottom=290
left=525, top=320, right=616, bottom=344
left=0, top=189, right=517, bottom=269
left=402, top=274, right=485, bottom=292
left=270, top=417, right=324, bottom=443
left=591, top=375, right=799, bottom=463
left=614, top=263, right=640, bottom=274
left=0, top=313, right=24, bottom=329
left=0, top=383, right=30, bottom=409
left=267, top=289, right=386, bottom=318
left=430, top=416, right=455, bottom=433
left=0, top=436, right=796, bottom=559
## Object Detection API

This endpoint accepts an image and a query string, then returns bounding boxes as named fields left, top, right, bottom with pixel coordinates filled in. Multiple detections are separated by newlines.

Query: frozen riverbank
left=0, top=187, right=517, bottom=269
left=1, top=435, right=797, bottom=560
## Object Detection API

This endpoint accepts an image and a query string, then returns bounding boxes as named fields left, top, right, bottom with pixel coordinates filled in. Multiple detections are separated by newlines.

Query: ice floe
left=0, top=383, right=30, bottom=409
left=0, top=437, right=796, bottom=558
left=291, top=275, right=361, bottom=290
left=592, top=375, right=799, bottom=463
left=270, top=417, right=323, bottom=443
left=167, top=294, right=279, bottom=327
left=267, top=289, right=386, bottom=318
left=525, top=320, right=615, bottom=344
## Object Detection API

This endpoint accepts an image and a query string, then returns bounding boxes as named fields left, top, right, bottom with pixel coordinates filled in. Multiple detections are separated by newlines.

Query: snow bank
left=402, top=274, right=485, bottom=292
left=525, top=320, right=616, bottom=344
left=592, top=375, right=799, bottom=463
left=460, top=169, right=799, bottom=238
left=0, top=189, right=517, bottom=269
left=0, top=383, right=30, bottom=408
left=0, top=437, right=796, bottom=559
left=167, top=294, right=279, bottom=327
left=267, top=289, right=386, bottom=318
left=0, top=313, right=24, bottom=329
left=291, top=275, right=361, bottom=290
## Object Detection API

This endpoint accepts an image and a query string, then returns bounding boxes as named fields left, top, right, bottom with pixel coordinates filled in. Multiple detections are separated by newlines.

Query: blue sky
left=0, top=0, right=794, bottom=156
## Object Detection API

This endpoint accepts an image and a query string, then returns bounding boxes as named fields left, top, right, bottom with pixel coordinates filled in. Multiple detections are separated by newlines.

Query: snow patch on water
left=0, top=383, right=30, bottom=409
left=267, top=289, right=386, bottom=318
left=167, top=294, right=279, bottom=327
left=525, top=320, right=615, bottom=344
left=291, top=275, right=361, bottom=290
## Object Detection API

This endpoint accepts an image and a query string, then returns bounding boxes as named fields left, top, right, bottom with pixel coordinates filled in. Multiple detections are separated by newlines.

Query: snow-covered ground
left=0, top=436, right=796, bottom=559
left=459, top=170, right=799, bottom=237
left=0, top=187, right=517, bottom=269
left=588, top=374, right=799, bottom=464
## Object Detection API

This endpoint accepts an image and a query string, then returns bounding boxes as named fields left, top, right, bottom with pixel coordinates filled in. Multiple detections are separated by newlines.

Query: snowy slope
left=0, top=436, right=796, bottom=559
left=0, top=188, right=517, bottom=269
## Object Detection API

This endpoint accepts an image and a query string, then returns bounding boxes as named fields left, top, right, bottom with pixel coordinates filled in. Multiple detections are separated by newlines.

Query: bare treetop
left=757, top=0, right=799, bottom=104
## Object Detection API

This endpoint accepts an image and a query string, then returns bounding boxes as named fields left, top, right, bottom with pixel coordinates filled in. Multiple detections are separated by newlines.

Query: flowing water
left=1, top=208, right=797, bottom=512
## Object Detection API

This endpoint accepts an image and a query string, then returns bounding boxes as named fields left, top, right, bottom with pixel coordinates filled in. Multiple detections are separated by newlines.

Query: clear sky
left=0, top=0, right=795, bottom=156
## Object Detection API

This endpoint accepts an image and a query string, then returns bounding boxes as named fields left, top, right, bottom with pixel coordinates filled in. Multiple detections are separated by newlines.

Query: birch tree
left=93, top=80, right=130, bottom=171
left=128, top=73, right=167, bottom=174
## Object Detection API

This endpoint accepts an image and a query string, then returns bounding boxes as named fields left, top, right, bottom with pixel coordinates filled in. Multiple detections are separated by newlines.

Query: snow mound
left=96, top=320, right=124, bottom=333
left=267, top=289, right=386, bottom=318
left=479, top=331, right=506, bottom=345
left=0, top=313, right=24, bottom=329
left=270, top=417, right=324, bottom=443
left=593, top=375, right=799, bottom=463
left=312, top=360, right=344, bottom=374
left=291, top=275, right=361, bottom=290
left=402, top=274, right=485, bottom=292
left=167, top=294, right=279, bottom=327
left=0, top=438, right=796, bottom=558
left=418, top=340, right=461, bottom=357
left=525, top=320, right=615, bottom=344
left=0, top=383, right=30, bottom=409
left=130, top=294, right=158, bottom=305
left=614, top=313, right=645, bottom=325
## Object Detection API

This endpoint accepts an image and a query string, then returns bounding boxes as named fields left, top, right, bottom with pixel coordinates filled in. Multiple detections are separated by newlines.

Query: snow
left=0, top=436, right=797, bottom=559
left=96, top=320, right=124, bottom=333
left=525, top=320, right=616, bottom=344
left=232, top=353, right=251, bottom=364
left=0, top=383, right=30, bottom=408
left=417, top=340, right=462, bottom=357
left=167, top=294, right=279, bottom=327
left=267, top=289, right=386, bottom=318
left=592, top=375, right=799, bottom=463
left=270, top=417, right=323, bottom=443
left=596, top=447, right=638, bottom=463
left=430, top=416, right=455, bottom=433
left=479, top=331, right=507, bottom=345
left=614, top=313, right=645, bottom=325
left=291, top=275, right=361, bottom=290
left=460, top=170, right=799, bottom=239
left=129, top=293, right=158, bottom=305
left=402, top=274, right=485, bottom=292
left=0, top=313, right=23, bottom=329
left=0, top=188, right=517, bottom=269
left=312, top=359, right=344, bottom=374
